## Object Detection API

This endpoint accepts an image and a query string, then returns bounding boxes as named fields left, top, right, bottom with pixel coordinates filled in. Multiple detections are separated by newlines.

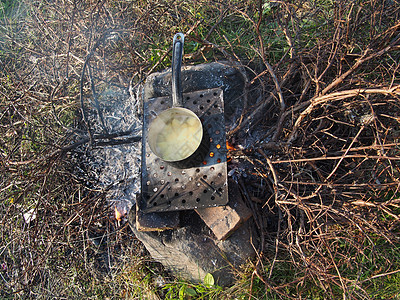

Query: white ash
left=88, top=85, right=143, bottom=217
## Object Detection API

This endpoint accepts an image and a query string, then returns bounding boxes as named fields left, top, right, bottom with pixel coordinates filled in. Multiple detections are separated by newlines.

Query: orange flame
left=226, top=141, right=236, bottom=151
left=115, top=206, right=123, bottom=221
left=226, top=141, right=237, bottom=163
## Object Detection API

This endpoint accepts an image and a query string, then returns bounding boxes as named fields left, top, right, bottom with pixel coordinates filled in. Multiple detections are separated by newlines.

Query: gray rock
left=141, top=61, right=246, bottom=127
left=128, top=209, right=257, bottom=287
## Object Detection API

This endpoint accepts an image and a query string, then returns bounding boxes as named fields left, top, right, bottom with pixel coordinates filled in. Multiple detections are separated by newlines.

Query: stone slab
left=129, top=209, right=257, bottom=287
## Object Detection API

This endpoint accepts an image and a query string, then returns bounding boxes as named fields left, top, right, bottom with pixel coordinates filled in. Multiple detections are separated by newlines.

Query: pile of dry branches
left=226, top=1, right=400, bottom=298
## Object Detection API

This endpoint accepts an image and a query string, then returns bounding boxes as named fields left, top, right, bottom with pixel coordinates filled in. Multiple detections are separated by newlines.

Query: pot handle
left=172, top=33, right=184, bottom=107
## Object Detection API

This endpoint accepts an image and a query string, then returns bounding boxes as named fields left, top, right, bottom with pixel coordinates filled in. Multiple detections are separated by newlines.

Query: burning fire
left=226, top=141, right=236, bottom=162
left=115, top=206, right=123, bottom=221
left=226, top=141, right=236, bottom=151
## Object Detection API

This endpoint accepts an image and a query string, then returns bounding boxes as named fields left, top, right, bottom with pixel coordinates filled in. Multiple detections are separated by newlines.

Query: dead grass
left=0, top=0, right=400, bottom=299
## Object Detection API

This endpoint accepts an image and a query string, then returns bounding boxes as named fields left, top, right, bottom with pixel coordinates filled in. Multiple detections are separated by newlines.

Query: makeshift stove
left=139, top=87, right=229, bottom=214
left=127, top=61, right=256, bottom=285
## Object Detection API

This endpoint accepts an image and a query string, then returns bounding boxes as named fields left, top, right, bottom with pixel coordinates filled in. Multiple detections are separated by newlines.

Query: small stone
left=135, top=202, right=180, bottom=232
left=360, top=113, right=374, bottom=125
left=195, top=198, right=252, bottom=240
left=196, top=179, right=252, bottom=240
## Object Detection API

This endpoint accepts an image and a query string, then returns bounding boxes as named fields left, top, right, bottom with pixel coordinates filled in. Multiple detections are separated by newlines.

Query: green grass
left=0, top=0, right=15, bottom=18
left=161, top=273, right=224, bottom=300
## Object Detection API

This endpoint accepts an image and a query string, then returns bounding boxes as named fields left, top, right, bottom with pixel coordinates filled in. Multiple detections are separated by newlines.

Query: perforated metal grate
left=139, top=87, right=228, bottom=213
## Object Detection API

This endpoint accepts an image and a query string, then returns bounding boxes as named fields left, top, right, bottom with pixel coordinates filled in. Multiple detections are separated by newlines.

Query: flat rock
left=128, top=209, right=257, bottom=287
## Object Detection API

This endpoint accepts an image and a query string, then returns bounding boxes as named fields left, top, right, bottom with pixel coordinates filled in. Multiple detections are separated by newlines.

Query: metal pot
left=147, top=33, right=209, bottom=168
